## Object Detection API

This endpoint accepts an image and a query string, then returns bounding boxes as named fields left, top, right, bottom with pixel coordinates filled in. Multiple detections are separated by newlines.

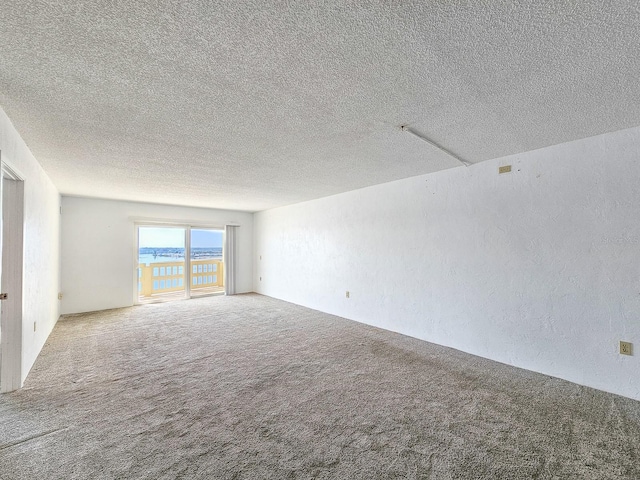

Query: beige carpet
left=1, top=293, right=639, bottom=479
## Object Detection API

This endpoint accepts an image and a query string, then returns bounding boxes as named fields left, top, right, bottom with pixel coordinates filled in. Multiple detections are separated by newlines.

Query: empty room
left=1, top=1, right=639, bottom=478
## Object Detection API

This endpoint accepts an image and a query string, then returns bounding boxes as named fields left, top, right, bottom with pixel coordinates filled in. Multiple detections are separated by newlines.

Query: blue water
left=138, top=247, right=222, bottom=265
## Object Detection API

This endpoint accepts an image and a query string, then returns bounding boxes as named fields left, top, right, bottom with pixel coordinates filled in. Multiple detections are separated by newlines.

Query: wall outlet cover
left=620, top=341, right=633, bottom=356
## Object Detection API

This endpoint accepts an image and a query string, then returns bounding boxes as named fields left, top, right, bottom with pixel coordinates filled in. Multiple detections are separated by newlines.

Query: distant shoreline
left=139, top=251, right=222, bottom=265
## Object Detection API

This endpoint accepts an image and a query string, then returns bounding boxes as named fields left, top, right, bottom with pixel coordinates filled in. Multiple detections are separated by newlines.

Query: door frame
left=133, top=222, right=225, bottom=305
left=0, top=156, right=25, bottom=393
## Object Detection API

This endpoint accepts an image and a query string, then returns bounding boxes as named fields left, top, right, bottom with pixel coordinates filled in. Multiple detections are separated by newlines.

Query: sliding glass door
left=190, top=228, right=224, bottom=298
left=136, top=225, right=224, bottom=303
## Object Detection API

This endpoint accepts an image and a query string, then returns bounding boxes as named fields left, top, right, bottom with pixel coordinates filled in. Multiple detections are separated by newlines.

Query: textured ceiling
left=1, top=1, right=640, bottom=212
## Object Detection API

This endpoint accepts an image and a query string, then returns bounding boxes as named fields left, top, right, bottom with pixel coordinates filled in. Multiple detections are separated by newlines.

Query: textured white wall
left=0, top=108, right=61, bottom=384
left=61, top=197, right=253, bottom=314
left=254, top=126, right=640, bottom=401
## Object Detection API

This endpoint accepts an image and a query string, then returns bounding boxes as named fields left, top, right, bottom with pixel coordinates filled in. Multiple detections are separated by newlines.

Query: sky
left=138, top=227, right=223, bottom=248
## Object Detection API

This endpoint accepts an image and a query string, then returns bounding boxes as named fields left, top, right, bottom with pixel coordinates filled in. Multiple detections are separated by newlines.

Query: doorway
left=0, top=160, right=25, bottom=393
left=136, top=225, right=224, bottom=304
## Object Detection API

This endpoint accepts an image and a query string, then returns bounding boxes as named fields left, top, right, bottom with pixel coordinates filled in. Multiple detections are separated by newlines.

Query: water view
left=137, top=227, right=225, bottom=301
left=138, top=247, right=222, bottom=265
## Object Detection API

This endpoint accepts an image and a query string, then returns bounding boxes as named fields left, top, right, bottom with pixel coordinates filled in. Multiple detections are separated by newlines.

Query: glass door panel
left=137, top=226, right=187, bottom=303
left=190, top=228, right=224, bottom=297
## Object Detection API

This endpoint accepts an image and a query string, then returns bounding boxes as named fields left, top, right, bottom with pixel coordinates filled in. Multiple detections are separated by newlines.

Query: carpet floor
left=1, top=293, right=639, bottom=479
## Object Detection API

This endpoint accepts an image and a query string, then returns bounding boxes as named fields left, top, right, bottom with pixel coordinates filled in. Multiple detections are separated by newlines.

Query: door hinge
left=0, top=293, right=7, bottom=300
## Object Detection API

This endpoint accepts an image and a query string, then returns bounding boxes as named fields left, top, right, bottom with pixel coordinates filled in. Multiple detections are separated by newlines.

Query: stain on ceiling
left=1, top=1, right=639, bottom=211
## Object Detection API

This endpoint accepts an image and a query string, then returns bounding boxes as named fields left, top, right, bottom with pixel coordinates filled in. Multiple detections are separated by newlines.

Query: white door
left=0, top=159, right=25, bottom=393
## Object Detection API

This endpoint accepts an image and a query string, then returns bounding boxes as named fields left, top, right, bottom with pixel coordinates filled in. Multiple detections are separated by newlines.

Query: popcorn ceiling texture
left=1, top=1, right=640, bottom=211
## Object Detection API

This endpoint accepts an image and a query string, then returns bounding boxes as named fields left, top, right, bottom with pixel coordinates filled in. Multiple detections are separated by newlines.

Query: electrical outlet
left=620, top=341, right=633, bottom=356
left=58, top=292, right=63, bottom=300
left=499, top=165, right=512, bottom=174
left=33, top=322, right=36, bottom=332
left=345, top=291, right=350, bottom=298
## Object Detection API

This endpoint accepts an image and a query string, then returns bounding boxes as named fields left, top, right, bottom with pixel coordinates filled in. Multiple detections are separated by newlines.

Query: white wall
left=0, top=108, right=61, bottom=384
left=254, top=126, right=640, bottom=401
left=61, top=197, right=253, bottom=314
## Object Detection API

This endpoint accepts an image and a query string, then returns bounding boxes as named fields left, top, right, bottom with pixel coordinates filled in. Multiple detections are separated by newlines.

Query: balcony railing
left=138, top=259, right=224, bottom=298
